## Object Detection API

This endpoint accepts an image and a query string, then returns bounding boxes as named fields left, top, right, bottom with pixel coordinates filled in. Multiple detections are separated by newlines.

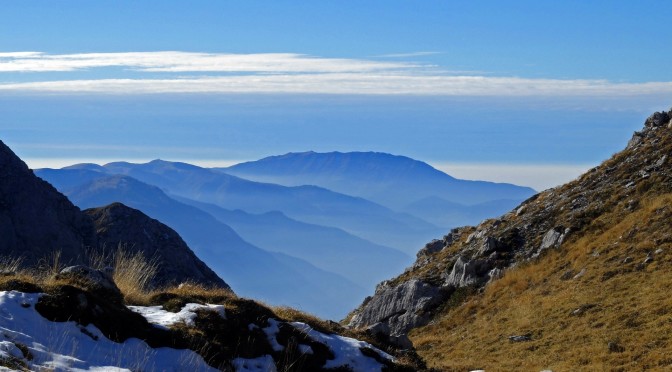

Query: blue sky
left=2, top=1, right=672, bottom=189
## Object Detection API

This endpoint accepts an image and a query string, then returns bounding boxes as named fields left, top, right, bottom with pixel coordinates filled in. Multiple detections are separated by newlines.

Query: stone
left=573, top=268, right=586, bottom=280
left=444, top=256, right=491, bottom=288
left=487, top=268, right=504, bottom=283
left=645, top=111, right=670, bottom=128
left=508, top=334, right=532, bottom=342
left=56, top=265, right=122, bottom=302
left=416, top=239, right=444, bottom=258
left=655, top=155, right=667, bottom=168
left=535, top=227, right=568, bottom=257
left=477, top=237, right=499, bottom=256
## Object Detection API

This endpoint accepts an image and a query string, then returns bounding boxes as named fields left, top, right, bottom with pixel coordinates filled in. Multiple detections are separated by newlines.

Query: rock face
left=84, top=203, right=228, bottom=289
left=0, top=140, right=96, bottom=265
left=349, top=108, right=672, bottom=347
left=348, top=279, right=448, bottom=348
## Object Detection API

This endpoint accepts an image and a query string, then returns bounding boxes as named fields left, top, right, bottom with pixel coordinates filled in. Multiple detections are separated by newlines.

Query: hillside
left=0, top=140, right=227, bottom=290
left=347, top=109, right=672, bottom=370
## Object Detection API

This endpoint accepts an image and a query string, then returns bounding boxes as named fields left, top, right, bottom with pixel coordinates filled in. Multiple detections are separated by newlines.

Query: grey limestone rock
left=349, top=279, right=447, bottom=348
left=534, top=227, right=568, bottom=257
left=444, top=256, right=491, bottom=288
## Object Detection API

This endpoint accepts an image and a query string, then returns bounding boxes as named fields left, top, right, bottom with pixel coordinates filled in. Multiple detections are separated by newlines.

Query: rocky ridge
left=347, top=109, right=672, bottom=351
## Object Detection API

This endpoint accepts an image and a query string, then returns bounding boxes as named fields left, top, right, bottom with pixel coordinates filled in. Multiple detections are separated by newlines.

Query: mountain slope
left=347, top=109, right=672, bottom=370
left=223, top=151, right=535, bottom=210
left=0, top=140, right=96, bottom=265
left=84, top=202, right=227, bottom=289
left=36, top=172, right=366, bottom=319
left=0, top=140, right=226, bottom=291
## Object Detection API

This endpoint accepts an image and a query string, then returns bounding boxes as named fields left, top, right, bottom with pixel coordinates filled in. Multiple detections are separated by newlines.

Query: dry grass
left=110, top=249, right=159, bottom=304
left=410, top=193, right=672, bottom=371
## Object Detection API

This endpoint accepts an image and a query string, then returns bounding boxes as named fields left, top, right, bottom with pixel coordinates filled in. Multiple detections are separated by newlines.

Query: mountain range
left=35, top=151, right=533, bottom=319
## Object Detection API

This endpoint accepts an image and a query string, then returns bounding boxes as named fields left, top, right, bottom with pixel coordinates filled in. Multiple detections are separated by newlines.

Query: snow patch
left=262, top=318, right=284, bottom=352
left=232, top=354, right=277, bottom=372
left=128, top=303, right=226, bottom=329
left=298, top=344, right=313, bottom=355
left=291, top=322, right=394, bottom=371
left=0, top=290, right=218, bottom=371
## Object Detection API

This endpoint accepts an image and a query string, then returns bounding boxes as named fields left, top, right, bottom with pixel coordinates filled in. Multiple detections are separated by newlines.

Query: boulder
left=56, top=265, right=122, bottom=303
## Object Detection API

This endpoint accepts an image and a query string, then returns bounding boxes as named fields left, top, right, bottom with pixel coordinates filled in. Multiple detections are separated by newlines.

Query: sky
left=2, top=1, right=672, bottom=190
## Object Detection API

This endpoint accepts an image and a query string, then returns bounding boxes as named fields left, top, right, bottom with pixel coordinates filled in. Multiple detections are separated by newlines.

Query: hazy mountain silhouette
left=224, top=151, right=535, bottom=225
left=176, top=197, right=410, bottom=288
left=90, top=159, right=442, bottom=253
left=35, top=171, right=366, bottom=319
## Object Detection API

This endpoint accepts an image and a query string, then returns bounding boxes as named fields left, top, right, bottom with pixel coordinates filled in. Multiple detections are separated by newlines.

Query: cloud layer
left=1, top=51, right=672, bottom=97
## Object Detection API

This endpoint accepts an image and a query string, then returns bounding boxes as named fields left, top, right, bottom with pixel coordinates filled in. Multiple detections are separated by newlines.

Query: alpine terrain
left=347, top=109, right=672, bottom=370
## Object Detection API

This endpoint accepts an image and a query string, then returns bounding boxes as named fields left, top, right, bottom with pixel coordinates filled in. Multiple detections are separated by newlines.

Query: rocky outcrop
left=348, top=279, right=448, bottom=348
left=0, top=140, right=96, bottom=265
left=349, top=108, right=672, bottom=348
left=85, top=203, right=228, bottom=289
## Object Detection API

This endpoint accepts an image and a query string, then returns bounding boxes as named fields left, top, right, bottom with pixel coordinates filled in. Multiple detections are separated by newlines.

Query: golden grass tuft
left=110, top=248, right=159, bottom=304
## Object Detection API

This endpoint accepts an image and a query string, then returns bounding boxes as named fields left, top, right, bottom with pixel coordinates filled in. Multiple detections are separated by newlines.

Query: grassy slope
left=412, top=194, right=672, bottom=370
left=405, top=117, right=672, bottom=370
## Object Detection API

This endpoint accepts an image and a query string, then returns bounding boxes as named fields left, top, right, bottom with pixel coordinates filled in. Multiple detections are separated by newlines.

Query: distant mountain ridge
left=223, top=151, right=536, bottom=227
left=66, top=159, right=442, bottom=253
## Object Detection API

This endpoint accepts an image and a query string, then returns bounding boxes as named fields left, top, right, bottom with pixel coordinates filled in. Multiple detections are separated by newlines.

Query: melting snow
left=0, top=290, right=218, bottom=371
left=262, top=318, right=285, bottom=352
left=128, top=303, right=226, bottom=329
left=232, top=354, right=277, bottom=372
left=291, top=322, right=394, bottom=371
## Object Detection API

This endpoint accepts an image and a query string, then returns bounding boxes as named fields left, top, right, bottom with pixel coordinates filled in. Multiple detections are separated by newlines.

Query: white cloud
left=0, top=51, right=418, bottom=73
left=0, top=51, right=672, bottom=97
left=2, top=74, right=672, bottom=96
